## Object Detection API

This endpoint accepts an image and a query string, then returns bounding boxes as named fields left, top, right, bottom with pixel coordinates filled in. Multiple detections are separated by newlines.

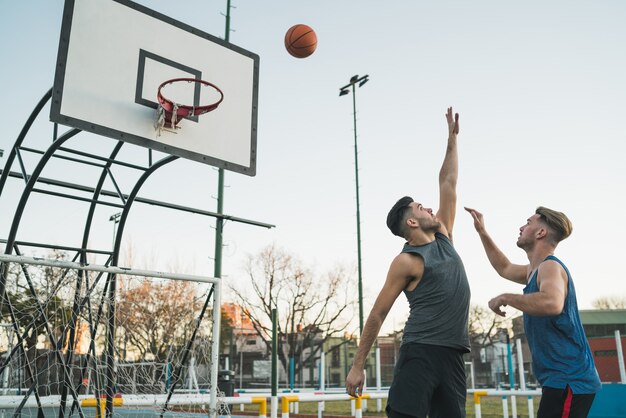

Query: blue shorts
left=386, top=343, right=466, bottom=418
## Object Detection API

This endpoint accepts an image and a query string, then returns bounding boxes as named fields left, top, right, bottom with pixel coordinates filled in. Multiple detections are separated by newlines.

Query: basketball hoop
left=155, top=78, right=224, bottom=132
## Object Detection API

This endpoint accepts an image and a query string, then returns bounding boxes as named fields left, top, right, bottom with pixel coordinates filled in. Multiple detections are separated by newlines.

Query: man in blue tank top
left=465, top=206, right=601, bottom=418
left=345, top=108, right=471, bottom=418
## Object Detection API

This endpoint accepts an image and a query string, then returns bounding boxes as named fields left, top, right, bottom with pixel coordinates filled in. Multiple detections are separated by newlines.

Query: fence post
left=319, top=351, right=325, bottom=418
left=271, top=308, right=278, bottom=418
left=474, top=391, right=488, bottom=418
left=375, top=345, right=382, bottom=411
left=506, top=335, right=517, bottom=418
left=252, top=397, right=267, bottom=418
left=281, top=396, right=298, bottom=418
left=354, top=396, right=363, bottom=418
left=516, top=339, right=535, bottom=418
left=616, top=330, right=626, bottom=383
left=501, top=396, right=509, bottom=418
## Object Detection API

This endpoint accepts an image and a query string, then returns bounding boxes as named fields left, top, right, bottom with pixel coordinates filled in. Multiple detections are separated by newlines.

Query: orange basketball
left=284, top=24, right=317, bottom=58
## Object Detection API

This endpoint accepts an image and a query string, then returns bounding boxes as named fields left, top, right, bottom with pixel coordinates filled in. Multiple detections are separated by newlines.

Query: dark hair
left=536, top=206, right=573, bottom=244
left=386, top=196, right=414, bottom=237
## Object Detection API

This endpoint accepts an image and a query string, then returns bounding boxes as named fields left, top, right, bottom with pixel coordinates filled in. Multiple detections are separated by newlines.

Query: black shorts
left=537, top=385, right=595, bottom=418
left=386, top=343, right=466, bottom=418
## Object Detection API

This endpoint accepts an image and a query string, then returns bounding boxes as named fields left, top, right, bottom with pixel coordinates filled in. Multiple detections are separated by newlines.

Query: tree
left=1, top=251, right=75, bottom=349
left=115, top=277, right=205, bottom=362
left=228, top=244, right=355, bottom=383
left=468, top=304, right=510, bottom=346
left=220, top=307, right=235, bottom=355
left=592, top=296, right=626, bottom=309
left=110, top=245, right=212, bottom=363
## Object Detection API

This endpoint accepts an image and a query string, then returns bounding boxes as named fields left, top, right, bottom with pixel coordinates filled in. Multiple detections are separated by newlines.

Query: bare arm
left=436, top=107, right=459, bottom=239
left=345, top=254, right=417, bottom=397
left=489, top=260, right=567, bottom=316
left=465, top=207, right=528, bottom=284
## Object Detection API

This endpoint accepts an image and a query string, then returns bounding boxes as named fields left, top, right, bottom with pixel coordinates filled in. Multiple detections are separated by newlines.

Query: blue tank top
left=523, top=255, right=600, bottom=393
left=401, top=232, right=471, bottom=352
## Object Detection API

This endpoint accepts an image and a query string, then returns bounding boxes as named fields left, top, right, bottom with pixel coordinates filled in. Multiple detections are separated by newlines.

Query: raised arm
left=436, top=107, right=459, bottom=239
left=464, top=207, right=528, bottom=284
left=345, top=254, right=416, bottom=397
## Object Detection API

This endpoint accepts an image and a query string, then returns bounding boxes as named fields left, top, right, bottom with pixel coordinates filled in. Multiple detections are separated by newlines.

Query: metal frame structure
left=0, top=89, right=273, bottom=417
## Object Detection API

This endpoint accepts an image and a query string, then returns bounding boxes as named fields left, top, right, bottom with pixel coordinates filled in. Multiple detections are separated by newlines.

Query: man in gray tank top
left=345, top=107, right=471, bottom=418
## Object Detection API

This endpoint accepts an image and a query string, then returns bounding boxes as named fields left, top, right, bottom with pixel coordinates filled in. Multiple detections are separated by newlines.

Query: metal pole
left=506, top=336, right=517, bottom=418
left=351, top=83, right=364, bottom=336
left=209, top=279, right=222, bottom=418
left=318, top=351, right=325, bottom=418
left=109, top=213, right=121, bottom=250
left=516, top=338, right=534, bottom=418
left=375, top=344, right=382, bottom=411
left=213, top=0, right=231, bottom=288
left=271, top=309, right=278, bottom=418
left=616, top=330, right=626, bottom=383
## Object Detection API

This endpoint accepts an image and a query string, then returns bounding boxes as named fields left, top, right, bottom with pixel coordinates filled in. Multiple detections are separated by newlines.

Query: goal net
left=0, top=254, right=226, bottom=418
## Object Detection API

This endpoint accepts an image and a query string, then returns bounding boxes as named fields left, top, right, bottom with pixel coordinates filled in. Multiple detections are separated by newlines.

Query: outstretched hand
left=446, top=107, right=460, bottom=136
left=464, top=207, right=486, bottom=234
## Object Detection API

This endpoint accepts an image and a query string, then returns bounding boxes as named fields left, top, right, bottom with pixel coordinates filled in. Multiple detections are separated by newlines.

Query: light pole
left=109, top=212, right=121, bottom=249
left=339, top=74, right=369, bottom=336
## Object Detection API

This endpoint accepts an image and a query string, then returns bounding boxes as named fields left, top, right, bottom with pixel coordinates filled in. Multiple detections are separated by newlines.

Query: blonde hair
left=536, top=206, right=573, bottom=244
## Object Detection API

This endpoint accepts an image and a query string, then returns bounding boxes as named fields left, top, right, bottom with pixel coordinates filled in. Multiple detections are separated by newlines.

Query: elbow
left=541, top=299, right=564, bottom=316
left=494, top=264, right=510, bottom=279
left=495, top=261, right=515, bottom=280
left=546, top=301, right=564, bottom=316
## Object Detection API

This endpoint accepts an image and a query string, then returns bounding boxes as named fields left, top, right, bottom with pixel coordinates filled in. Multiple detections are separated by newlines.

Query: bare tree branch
left=228, top=244, right=356, bottom=380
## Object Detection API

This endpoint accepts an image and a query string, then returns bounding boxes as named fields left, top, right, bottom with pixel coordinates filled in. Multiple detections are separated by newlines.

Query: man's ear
left=536, top=228, right=547, bottom=240
left=406, top=218, right=418, bottom=228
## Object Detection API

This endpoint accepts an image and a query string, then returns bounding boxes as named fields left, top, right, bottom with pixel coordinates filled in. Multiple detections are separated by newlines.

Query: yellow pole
left=252, top=396, right=267, bottom=418
left=281, top=396, right=298, bottom=418
left=352, top=394, right=370, bottom=418
left=81, top=397, right=123, bottom=418
left=474, top=391, right=488, bottom=418
left=354, top=396, right=362, bottom=418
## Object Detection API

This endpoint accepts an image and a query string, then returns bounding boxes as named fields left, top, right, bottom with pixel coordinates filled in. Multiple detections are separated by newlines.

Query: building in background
left=579, top=309, right=626, bottom=383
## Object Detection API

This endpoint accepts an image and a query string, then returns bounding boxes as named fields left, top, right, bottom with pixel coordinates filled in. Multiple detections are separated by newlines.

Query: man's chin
left=425, top=221, right=441, bottom=233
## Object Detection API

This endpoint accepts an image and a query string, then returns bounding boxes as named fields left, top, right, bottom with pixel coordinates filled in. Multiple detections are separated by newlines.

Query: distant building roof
left=579, top=309, right=626, bottom=325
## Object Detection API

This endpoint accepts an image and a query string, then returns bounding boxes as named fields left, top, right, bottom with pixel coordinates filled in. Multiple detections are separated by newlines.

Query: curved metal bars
left=103, top=154, right=178, bottom=416
left=59, top=140, right=125, bottom=417
left=3, top=128, right=82, bottom=255
left=0, top=88, right=52, bottom=196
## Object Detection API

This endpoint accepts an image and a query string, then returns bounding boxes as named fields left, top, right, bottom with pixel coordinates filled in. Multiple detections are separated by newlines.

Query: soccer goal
left=0, top=253, right=226, bottom=418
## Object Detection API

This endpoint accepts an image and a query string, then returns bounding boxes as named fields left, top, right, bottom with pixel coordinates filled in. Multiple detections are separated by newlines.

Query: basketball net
left=154, top=103, right=180, bottom=136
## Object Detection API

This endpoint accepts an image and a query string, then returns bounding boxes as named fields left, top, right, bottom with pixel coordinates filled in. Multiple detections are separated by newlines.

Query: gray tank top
left=401, top=232, right=470, bottom=352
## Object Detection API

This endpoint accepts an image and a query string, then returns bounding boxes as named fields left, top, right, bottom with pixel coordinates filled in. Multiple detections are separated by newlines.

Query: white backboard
left=51, top=0, right=259, bottom=176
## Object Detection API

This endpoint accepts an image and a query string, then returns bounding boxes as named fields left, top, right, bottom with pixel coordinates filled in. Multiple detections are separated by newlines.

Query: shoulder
left=390, top=252, right=424, bottom=280
left=537, top=258, right=568, bottom=286
left=392, top=252, right=422, bottom=268
left=539, top=258, right=567, bottom=274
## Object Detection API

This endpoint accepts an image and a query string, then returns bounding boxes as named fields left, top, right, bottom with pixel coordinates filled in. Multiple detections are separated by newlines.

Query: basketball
left=284, top=24, right=317, bottom=58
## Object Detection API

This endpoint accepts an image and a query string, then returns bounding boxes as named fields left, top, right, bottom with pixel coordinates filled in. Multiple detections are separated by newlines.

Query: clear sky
left=1, top=0, right=625, bottom=334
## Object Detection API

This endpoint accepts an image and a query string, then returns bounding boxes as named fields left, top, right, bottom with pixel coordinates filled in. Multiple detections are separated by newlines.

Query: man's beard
left=516, top=236, right=532, bottom=251
left=418, top=217, right=441, bottom=233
